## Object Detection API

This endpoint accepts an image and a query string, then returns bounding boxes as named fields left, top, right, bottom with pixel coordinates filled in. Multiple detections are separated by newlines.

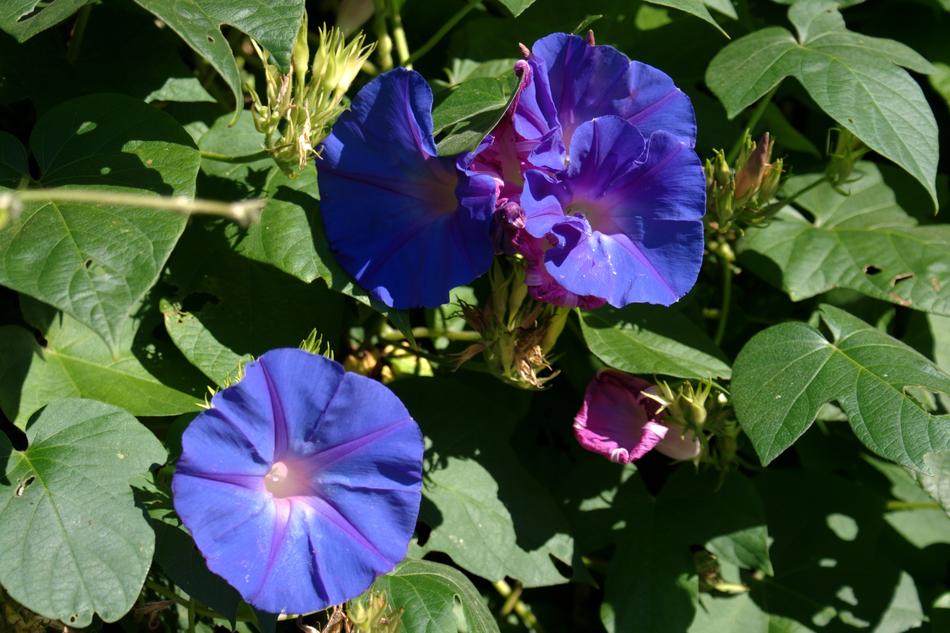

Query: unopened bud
left=735, top=132, right=773, bottom=201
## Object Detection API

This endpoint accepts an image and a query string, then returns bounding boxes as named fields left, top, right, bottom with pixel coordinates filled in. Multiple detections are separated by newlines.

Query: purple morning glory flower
left=474, top=33, right=704, bottom=308
left=317, top=68, right=497, bottom=308
left=172, top=348, right=423, bottom=615
left=574, top=369, right=700, bottom=464
left=521, top=116, right=705, bottom=307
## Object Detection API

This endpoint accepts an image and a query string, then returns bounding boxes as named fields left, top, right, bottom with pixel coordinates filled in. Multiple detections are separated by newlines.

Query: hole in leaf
left=863, top=265, right=882, bottom=276
left=181, top=292, right=220, bottom=313
left=207, top=35, right=215, bottom=43
left=16, top=5, right=44, bottom=22
left=14, top=475, right=34, bottom=497
left=83, top=258, right=93, bottom=269
left=891, top=272, right=913, bottom=286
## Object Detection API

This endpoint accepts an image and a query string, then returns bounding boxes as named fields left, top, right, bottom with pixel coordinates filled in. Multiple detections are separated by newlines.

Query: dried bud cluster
left=458, top=259, right=567, bottom=389
left=247, top=17, right=374, bottom=177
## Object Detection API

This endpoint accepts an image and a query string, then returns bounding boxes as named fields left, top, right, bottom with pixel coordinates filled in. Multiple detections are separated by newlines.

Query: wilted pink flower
left=574, top=369, right=700, bottom=463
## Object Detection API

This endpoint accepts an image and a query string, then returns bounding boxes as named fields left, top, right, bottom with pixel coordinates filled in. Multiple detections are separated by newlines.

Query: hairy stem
left=380, top=327, right=481, bottom=342
left=493, top=579, right=543, bottom=632
left=199, top=149, right=272, bottom=163
left=0, top=189, right=265, bottom=227
left=713, top=241, right=735, bottom=346
left=65, top=4, right=93, bottom=65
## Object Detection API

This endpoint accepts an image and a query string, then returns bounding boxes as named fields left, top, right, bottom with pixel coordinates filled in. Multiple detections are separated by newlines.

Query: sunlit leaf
left=732, top=304, right=950, bottom=470
left=0, top=399, right=166, bottom=626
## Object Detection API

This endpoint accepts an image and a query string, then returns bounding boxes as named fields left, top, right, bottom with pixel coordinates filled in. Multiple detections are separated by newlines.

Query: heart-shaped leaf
left=706, top=0, right=939, bottom=206
left=0, top=94, right=200, bottom=352
left=739, top=163, right=950, bottom=315
left=0, top=398, right=166, bottom=626
left=732, top=304, right=950, bottom=470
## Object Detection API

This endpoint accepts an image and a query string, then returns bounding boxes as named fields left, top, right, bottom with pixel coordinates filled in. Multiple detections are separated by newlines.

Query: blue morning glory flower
left=172, top=348, right=423, bottom=615
left=476, top=33, right=705, bottom=308
left=317, top=68, right=497, bottom=308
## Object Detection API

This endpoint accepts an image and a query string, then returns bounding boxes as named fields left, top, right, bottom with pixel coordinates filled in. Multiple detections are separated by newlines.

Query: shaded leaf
left=0, top=398, right=166, bottom=626
left=706, top=0, right=939, bottom=205
left=0, top=131, right=27, bottom=188
left=133, top=0, right=305, bottom=109
left=732, top=304, right=950, bottom=470
left=602, top=468, right=771, bottom=633
left=580, top=305, right=732, bottom=380
left=161, top=218, right=344, bottom=386
left=393, top=376, right=573, bottom=588
left=0, top=94, right=199, bottom=351
left=913, top=451, right=950, bottom=517
left=358, top=559, right=499, bottom=633
left=739, top=164, right=950, bottom=315
left=0, top=296, right=203, bottom=428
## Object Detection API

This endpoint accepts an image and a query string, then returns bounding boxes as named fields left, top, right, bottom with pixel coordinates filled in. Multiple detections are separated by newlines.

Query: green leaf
left=496, top=0, right=536, bottom=17
left=732, top=304, right=950, bottom=470
left=393, top=376, right=573, bottom=587
left=751, top=469, right=928, bottom=633
left=739, top=164, right=950, bottom=315
left=434, top=71, right=520, bottom=156
left=580, top=305, right=732, bottom=380
left=0, top=94, right=200, bottom=351
left=357, top=559, right=499, bottom=633
left=645, top=1, right=729, bottom=36
left=913, top=451, right=950, bottom=516
left=0, top=297, right=203, bottom=427
left=602, top=468, right=771, bottom=633
left=0, top=0, right=91, bottom=42
left=198, top=112, right=272, bottom=188
left=162, top=218, right=345, bottom=386
left=0, top=398, right=166, bottom=626
left=133, top=0, right=305, bottom=109
left=931, top=62, right=950, bottom=112
left=705, top=0, right=939, bottom=206
left=0, top=131, right=27, bottom=188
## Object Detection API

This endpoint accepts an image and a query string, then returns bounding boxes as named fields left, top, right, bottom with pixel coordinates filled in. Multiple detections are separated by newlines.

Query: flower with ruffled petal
left=172, top=348, right=423, bottom=615
left=574, top=369, right=700, bottom=464
left=522, top=116, right=705, bottom=307
left=317, top=68, right=497, bottom=308
left=475, top=33, right=704, bottom=308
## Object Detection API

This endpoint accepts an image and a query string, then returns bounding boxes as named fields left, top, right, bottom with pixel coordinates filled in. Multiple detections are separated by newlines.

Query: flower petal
left=526, top=118, right=705, bottom=307
left=574, top=369, right=668, bottom=463
left=317, top=68, right=496, bottom=308
left=530, top=33, right=696, bottom=145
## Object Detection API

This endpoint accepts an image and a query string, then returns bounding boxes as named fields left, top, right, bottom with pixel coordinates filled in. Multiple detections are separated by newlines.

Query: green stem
left=885, top=500, right=940, bottom=511
left=0, top=189, right=265, bottom=226
left=713, top=244, right=734, bottom=346
left=726, top=85, right=778, bottom=164
left=493, top=579, right=542, bottom=632
left=65, top=4, right=93, bottom=65
left=144, top=581, right=243, bottom=622
left=187, top=597, right=196, bottom=633
left=389, top=3, right=412, bottom=68
left=380, top=327, right=481, bottom=342
left=199, top=149, right=272, bottom=163
left=373, top=1, right=394, bottom=70
left=407, top=1, right=481, bottom=65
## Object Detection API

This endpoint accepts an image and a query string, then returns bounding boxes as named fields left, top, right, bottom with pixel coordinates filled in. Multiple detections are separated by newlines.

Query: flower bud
left=735, top=132, right=773, bottom=202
